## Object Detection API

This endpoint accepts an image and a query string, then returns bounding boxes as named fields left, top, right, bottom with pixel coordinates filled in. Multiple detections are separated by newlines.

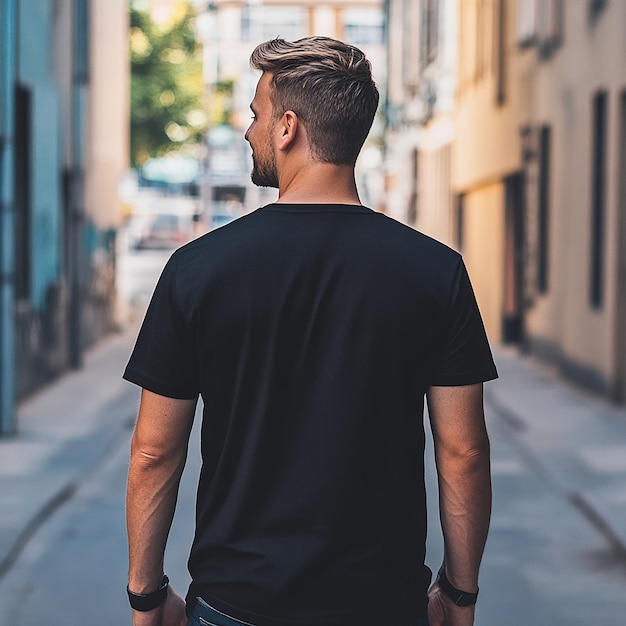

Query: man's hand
left=428, top=582, right=475, bottom=626
left=132, top=585, right=187, bottom=626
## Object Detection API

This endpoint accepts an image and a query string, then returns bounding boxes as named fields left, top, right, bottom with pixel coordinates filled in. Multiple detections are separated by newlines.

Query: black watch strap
left=436, top=567, right=479, bottom=606
left=127, top=574, right=169, bottom=612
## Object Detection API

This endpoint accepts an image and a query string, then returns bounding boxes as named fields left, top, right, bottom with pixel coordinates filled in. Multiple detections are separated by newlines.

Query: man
left=125, top=37, right=496, bottom=626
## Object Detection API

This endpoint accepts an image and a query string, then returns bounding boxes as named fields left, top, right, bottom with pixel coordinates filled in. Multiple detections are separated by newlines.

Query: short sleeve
left=123, top=254, right=199, bottom=399
left=430, top=258, right=498, bottom=387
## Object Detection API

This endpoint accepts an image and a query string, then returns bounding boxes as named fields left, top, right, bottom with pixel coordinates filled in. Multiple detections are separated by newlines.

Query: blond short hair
left=250, top=37, right=379, bottom=165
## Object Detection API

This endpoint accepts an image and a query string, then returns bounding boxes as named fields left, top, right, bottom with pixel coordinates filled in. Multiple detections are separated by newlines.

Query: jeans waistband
left=188, top=597, right=256, bottom=626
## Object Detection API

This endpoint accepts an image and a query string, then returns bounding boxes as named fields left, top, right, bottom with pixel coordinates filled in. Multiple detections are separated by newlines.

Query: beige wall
left=453, top=0, right=521, bottom=342
left=417, top=134, right=455, bottom=248
left=454, top=0, right=528, bottom=189
left=86, top=0, right=129, bottom=229
left=453, top=0, right=626, bottom=397
left=453, top=79, right=525, bottom=191
left=520, top=2, right=626, bottom=394
left=462, top=183, right=505, bottom=343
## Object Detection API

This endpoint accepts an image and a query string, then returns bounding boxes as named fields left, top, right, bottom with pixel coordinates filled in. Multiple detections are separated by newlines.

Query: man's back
left=125, top=37, right=493, bottom=626
left=125, top=202, right=496, bottom=625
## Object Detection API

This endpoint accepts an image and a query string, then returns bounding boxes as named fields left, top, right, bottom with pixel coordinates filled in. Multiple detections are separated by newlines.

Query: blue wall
left=18, top=0, right=62, bottom=310
left=0, top=0, right=118, bottom=417
left=0, top=0, right=17, bottom=433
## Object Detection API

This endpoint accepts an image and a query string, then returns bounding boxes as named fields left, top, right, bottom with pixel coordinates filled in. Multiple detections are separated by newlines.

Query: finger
left=427, top=594, right=446, bottom=626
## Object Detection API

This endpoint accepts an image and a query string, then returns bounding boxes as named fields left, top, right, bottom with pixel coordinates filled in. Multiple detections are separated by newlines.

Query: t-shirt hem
left=430, top=368, right=499, bottom=387
left=123, top=366, right=198, bottom=400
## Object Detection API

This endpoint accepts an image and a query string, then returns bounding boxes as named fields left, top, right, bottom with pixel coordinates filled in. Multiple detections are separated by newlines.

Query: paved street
left=1, top=240, right=626, bottom=625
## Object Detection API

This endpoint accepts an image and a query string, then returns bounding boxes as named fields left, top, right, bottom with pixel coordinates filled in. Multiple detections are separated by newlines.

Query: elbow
left=465, top=436, right=490, bottom=459
left=132, top=448, right=165, bottom=472
left=439, top=438, right=491, bottom=473
left=462, top=440, right=491, bottom=473
left=130, top=434, right=180, bottom=472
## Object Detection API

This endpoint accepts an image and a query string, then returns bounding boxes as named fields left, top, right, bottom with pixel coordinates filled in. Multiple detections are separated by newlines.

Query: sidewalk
left=1, top=337, right=626, bottom=583
left=0, top=325, right=141, bottom=581
left=487, top=345, right=626, bottom=557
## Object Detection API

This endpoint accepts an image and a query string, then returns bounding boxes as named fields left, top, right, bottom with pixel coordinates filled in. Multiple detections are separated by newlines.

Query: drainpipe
left=0, top=0, right=16, bottom=435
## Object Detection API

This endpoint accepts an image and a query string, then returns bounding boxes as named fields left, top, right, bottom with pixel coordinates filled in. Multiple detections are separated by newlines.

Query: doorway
left=614, top=91, right=626, bottom=402
left=502, top=173, right=525, bottom=344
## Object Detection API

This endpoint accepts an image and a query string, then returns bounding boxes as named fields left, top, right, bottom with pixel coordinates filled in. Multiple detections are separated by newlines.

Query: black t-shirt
left=124, top=203, right=497, bottom=626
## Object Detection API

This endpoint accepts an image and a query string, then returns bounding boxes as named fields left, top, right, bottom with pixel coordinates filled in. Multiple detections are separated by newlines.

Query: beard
left=250, top=142, right=279, bottom=188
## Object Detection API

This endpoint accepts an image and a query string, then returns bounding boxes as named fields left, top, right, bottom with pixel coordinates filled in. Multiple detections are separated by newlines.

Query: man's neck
left=276, top=162, right=361, bottom=205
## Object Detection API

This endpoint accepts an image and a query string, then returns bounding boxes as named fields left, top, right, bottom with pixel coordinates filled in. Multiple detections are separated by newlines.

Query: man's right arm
left=127, top=389, right=197, bottom=626
left=426, top=383, right=492, bottom=626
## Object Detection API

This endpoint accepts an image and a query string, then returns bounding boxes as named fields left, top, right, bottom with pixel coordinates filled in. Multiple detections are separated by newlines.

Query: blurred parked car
left=210, top=213, right=235, bottom=229
left=139, top=156, right=200, bottom=197
left=127, top=211, right=196, bottom=250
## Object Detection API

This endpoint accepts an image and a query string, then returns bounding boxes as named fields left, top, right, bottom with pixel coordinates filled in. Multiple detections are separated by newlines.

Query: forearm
left=126, top=435, right=187, bottom=592
left=436, top=442, right=491, bottom=591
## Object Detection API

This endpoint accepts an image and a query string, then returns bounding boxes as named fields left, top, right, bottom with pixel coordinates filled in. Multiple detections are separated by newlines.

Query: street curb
left=484, top=387, right=626, bottom=562
left=0, top=483, right=77, bottom=582
left=0, top=326, right=141, bottom=583
left=0, top=401, right=135, bottom=584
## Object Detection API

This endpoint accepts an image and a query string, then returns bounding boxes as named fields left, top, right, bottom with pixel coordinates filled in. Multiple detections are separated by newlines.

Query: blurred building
left=451, top=0, right=523, bottom=347
left=0, top=0, right=128, bottom=433
left=514, top=0, right=626, bottom=402
left=385, top=0, right=626, bottom=403
left=384, top=0, right=457, bottom=244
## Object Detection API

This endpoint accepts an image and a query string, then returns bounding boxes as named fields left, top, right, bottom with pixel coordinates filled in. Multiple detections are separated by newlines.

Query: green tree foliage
left=130, top=3, right=207, bottom=166
left=213, top=79, right=235, bottom=126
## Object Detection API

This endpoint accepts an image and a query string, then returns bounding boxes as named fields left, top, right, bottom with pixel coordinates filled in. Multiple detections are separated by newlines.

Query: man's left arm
left=126, top=389, right=197, bottom=626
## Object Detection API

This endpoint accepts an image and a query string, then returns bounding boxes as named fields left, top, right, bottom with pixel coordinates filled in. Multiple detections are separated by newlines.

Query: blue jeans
left=187, top=597, right=254, bottom=625
left=187, top=597, right=430, bottom=626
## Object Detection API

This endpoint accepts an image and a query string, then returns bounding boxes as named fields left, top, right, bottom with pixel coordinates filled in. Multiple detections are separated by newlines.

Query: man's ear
left=276, top=110, right=299, bottom=150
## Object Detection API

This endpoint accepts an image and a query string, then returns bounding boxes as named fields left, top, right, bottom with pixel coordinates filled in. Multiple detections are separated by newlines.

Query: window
left=456, top=193, right=465, bottom=252
left=590, top=91, right=608, bottom=309
left=407, top=149, right=419, bottom=226
left=241, top=7, right=252, bottom=41
left=537, top=0, right=564, bottom=59
left=344, top=8, right=384, bottom=46
left=420, top=0, right=439, bottom=68
left=517, top=0, right=536, bottom=47
left=588, top=0, right=607, bottom=24
left=494, top=0, right=507, bottom=104
left=241, top=6, right=307, bottom=43
left=537, top=125, right=551, bottom=293
left=403, top=0, right=421, bottom=92
left=74, top=0, right=89, bottom=84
